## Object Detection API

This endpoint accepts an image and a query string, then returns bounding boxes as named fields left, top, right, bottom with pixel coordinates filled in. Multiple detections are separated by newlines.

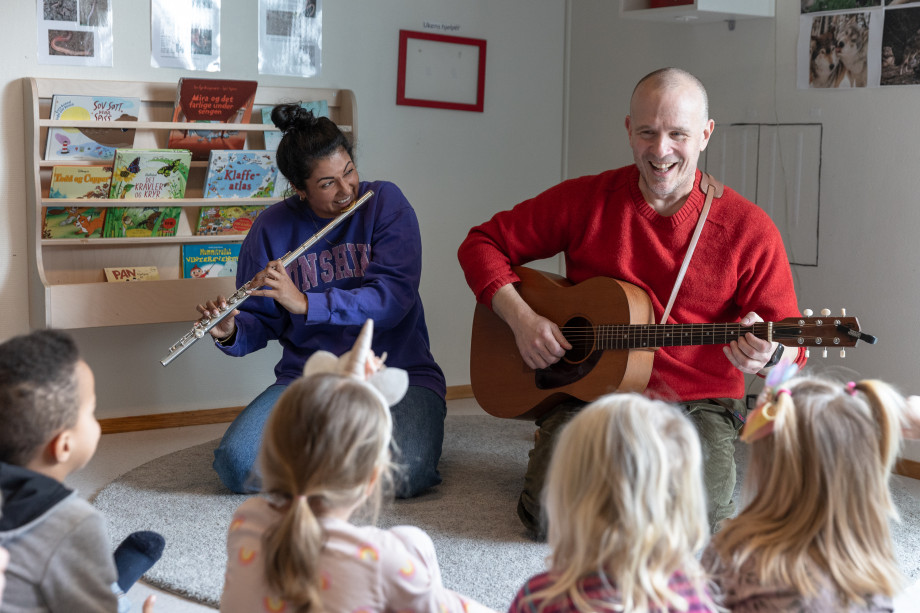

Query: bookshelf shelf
left=23, top=76, right=358, bottom=329
left=619, top=1, right=774, bottom=23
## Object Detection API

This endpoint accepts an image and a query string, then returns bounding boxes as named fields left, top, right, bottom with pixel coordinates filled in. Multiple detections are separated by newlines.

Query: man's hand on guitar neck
left=491, top=283, right=572, bottom=370
left=722, top=311, right=780, bottom=375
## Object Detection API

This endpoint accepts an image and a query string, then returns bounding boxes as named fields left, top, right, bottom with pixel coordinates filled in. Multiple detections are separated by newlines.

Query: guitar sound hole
left=563, top=316, right=594, bottom=363
left=534, top=316, right=602, bottom=391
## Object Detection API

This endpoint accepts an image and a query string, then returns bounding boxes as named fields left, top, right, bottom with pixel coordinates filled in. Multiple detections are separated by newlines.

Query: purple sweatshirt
left=216, top=180, right=445, bottom=399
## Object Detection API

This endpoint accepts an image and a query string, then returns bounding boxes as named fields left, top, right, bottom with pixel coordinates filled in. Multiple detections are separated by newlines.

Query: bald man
left=459, top=67, right=804, bottom=536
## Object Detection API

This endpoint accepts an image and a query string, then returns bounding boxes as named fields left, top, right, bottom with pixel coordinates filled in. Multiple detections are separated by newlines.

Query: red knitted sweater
left=458, top=165, right=803, bottom=401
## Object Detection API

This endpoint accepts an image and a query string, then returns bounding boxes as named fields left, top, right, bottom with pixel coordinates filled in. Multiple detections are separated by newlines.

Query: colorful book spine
left=108, top=149, right=192, bottom=200
left=181, top=243, right=242, bottom=278
left=42, top=207, right=107, bottom=239
left=45, top=95, right=140, bottom=162
left=203, top=150, right=278, bottom=198
left=49, top=165, right=113, bottom=199
left=44, top=165, right=113, bottom=239
left=104, top=266, right=160, bottom=282
left=195, top=205, right=267, bottom=236
left=103, top=206, right=182, bottom=238
left=167, top=78, right=258, bottom=161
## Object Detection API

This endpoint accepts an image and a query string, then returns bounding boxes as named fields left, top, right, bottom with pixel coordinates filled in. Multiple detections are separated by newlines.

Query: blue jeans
left=213, top=384, right=446, bottom=498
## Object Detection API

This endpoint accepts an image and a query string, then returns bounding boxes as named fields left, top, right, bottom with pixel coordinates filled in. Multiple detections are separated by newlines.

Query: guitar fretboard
left=589, top=322, right=779, bottom=350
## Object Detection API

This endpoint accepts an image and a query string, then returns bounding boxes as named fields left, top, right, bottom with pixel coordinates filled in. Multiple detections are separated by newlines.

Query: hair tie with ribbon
left=741, top=361, right=799, bottom=444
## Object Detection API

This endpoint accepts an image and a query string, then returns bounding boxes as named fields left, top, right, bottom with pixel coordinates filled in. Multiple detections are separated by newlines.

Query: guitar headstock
left=774, top=311, right=877, bottom=355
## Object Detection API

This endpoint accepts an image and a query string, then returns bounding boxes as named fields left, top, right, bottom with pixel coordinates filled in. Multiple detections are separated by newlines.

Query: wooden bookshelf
left=23, top=77, right=357, bottom=328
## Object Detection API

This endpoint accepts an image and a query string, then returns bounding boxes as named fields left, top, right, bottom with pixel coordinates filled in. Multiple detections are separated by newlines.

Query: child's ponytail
left=263, top=494, right=324, bottom=612
left=854, top=379, right=903, bottom=475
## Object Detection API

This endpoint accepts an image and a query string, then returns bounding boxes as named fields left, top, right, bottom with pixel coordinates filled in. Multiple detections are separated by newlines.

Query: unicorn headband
left=740, top=361, right=799, bottom=444
left=301, top=319, right=408, bottom=408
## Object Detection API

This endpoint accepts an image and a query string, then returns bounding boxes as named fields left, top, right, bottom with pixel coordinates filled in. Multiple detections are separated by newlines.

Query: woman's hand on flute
left=196, top=295, right=239, bottom=340
left=247, top=259, right=309, bottom=315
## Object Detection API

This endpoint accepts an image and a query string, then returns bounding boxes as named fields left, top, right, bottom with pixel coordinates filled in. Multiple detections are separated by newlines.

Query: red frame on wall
left=396, top=30, right=487, bottom=113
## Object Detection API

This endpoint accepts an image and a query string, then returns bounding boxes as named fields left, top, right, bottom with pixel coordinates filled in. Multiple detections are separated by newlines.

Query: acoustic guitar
left=470, top=266, right=876, bottom=420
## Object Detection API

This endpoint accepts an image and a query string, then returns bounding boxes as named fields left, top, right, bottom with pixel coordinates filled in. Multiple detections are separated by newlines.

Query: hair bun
left=271, top=103, right=318, bottom=134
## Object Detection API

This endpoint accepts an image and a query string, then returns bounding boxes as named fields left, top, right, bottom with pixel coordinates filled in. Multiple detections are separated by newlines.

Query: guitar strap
left=659, top=172, right=724, bottom=325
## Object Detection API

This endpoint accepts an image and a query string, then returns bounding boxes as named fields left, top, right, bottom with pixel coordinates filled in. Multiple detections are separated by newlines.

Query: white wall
left=566, top=1, right=919, bottom=460
left=0, top=0, right=566, bottom=418
left=4, top=0, right=917, bottom=446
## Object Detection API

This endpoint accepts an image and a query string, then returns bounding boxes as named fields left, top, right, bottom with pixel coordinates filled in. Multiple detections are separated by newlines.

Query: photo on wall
left=798, top=10, right=881, bottom=88
left=881, top=5, right=920, bottom=84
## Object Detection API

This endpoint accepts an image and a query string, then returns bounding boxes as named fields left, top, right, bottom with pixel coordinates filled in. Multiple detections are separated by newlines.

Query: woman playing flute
left=196, top=104, right=446, bottom=498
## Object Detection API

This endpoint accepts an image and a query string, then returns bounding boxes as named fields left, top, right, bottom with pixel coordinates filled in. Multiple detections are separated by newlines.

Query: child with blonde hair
left=705, top=366, right=906, bottom=612
left=508, top=393, right=717, bottom=613
left=220, top=321, right=493, bottom=613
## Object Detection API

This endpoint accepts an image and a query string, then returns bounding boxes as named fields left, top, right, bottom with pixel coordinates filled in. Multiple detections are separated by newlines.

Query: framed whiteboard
left=396, top=30, right=487, bottom=112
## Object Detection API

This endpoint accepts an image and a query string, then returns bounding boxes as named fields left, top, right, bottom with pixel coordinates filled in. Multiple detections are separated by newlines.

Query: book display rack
left=24, top=77, right=356, bottom=328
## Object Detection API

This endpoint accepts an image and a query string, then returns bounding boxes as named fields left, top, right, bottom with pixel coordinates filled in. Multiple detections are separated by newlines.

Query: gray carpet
left=93, top=415, right=920, bottom=610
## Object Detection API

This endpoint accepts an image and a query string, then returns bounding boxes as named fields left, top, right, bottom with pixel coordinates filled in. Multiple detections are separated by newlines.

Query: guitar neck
left=593, top=322, right=785, bottom=350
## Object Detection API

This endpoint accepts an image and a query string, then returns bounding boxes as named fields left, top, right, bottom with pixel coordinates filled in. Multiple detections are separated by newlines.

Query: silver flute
left=160, top=190, right=374, bottom=367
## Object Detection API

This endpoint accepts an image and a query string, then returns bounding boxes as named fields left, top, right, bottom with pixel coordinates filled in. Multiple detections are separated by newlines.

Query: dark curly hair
left=271, top=103, right=355, bottom=195
left=0, top=330, right=81, bottom=465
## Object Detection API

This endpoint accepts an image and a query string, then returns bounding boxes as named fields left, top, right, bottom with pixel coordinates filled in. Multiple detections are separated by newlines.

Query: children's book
left=203, top=150, right=278, bottom=198
left=103, top=207, right=182, bottom=238
left=261, top=100, right=328, bottom=151
left=45, top=95, right=140, bottom=162
left=104, top=266, right=160, bottom=282
left=195, top=205, right=267, bottom=236
left=181, top=243, right=242, bottom=278
left=167, top=78, right=258, bottom=161
left=49, top=165, right=113, bottom=199
left=41, top=207, right=107, bottom=239
left=108, top=149, right=191, bottom=200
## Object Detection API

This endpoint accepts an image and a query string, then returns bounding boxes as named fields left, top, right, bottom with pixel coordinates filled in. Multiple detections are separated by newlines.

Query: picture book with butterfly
left=108, top=148, right=192, bottom=200
left=203, top=150, right=277, bottom=199
left=167, top=78, right=259, bottom=161
left=181, top=243, right=242, bottom=278
left=261, top=100, right=328, bottom=151
left=102, top=206, right=183, bottom=238
left=45, top=95, right=140, bottom=162
left=195, top=204, right=268, bottom=236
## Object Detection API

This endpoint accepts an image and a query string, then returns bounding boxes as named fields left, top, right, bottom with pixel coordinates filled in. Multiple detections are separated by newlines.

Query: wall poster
left=37, top=0, right=114, bottom=66
left=258, top=0, right=322, bottom=77
left=799, top=0, right=920, bottom=88
left=151, top=0, right=221, bottom=71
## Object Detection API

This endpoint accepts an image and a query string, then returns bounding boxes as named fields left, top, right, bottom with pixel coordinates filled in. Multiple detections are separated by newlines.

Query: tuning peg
left=804, top=309, right=814, bottom=317
left=841, top=308, right=847, bottom=316
left=805, top=348, right=810, bottom=358
left=840, top=348, right=846, bottom=358
left=822, top=348, right=828, bottom=358
left=821, top=308, right=831, bottom=317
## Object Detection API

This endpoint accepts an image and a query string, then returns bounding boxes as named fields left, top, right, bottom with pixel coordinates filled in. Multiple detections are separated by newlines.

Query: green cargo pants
left=516, top=397, right=746, bottom=538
